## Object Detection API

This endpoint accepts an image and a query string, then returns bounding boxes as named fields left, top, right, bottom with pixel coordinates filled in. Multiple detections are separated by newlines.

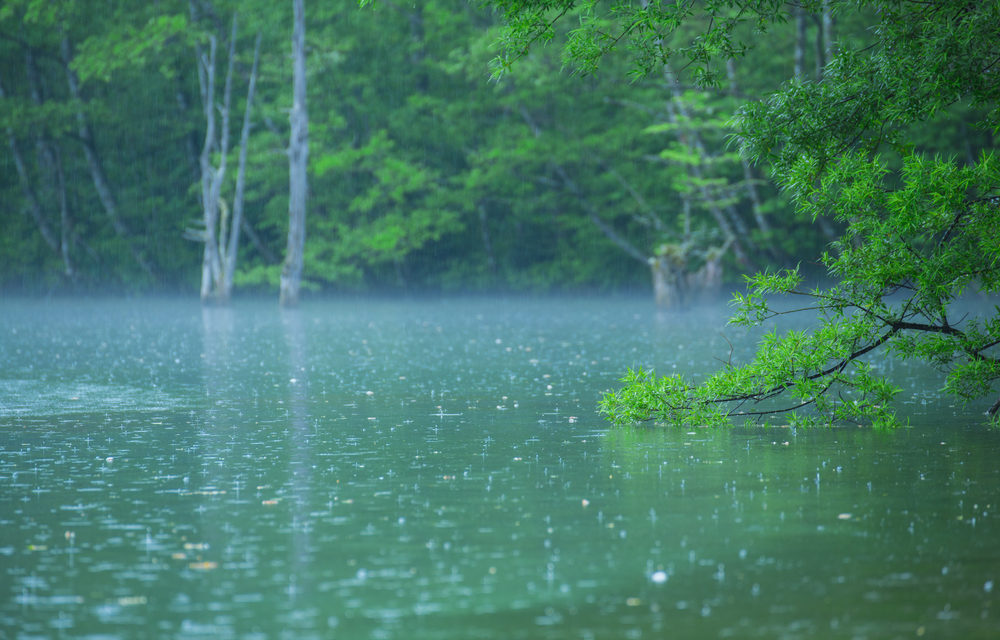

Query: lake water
left=1, top=297, right=998, bottom=639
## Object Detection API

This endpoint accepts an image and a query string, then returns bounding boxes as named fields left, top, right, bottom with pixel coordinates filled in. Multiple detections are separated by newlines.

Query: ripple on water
left=0, top=379, right=181, bottom=417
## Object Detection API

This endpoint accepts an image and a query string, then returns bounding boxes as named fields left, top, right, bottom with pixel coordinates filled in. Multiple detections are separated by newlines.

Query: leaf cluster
left=594, top=0, right=1000, bottom=426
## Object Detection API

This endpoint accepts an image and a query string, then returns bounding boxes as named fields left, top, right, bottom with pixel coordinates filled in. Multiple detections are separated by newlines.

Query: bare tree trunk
left=222, top=32, right=261, bottom=298
left=280, top=0, right=309, bottom=307
left=817, top=0, right=837, bottom=102
left=822, top=0, right=835, bottom=63
left=794, top=6, right=807, bottom=80
left=815, top=40, right=825, bottom=82
left=60, top=35, right=154, bottom=278
left=190, top=5, right=261, bottom=303
left=195, top=13, right=239, bottom=303
left=196, top=31, right=221, bottom=300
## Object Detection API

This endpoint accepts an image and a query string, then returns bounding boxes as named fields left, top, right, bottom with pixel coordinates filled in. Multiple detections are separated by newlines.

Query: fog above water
left=2, top=296, right=998, bottom=639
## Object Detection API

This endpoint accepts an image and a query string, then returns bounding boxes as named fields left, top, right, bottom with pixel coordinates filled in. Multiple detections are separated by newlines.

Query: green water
left=1, top=298, right=997, bottom=639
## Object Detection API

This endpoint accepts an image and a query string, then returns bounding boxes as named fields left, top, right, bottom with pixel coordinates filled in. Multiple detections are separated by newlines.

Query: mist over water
left=1, top=297, right=997, bottom=639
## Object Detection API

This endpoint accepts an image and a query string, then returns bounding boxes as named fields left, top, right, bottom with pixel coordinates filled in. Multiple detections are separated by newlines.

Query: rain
left=2, top=298, right=999, bottom=638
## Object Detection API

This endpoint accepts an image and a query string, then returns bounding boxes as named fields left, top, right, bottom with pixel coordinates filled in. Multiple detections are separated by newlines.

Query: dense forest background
left=0, top=0, right=989, bottom=300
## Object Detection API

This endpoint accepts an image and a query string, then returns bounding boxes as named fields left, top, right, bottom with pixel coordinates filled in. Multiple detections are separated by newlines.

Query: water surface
left=1, top=298, right=997, bottom=638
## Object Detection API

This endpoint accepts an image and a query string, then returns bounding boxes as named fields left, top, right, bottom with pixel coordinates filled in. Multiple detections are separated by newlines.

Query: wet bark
left=650, top=241, right=728, bottom=308
left=191, top=9, right=259, bottom=304
left=280, top=0, right=309, bottom=307
left=650, top=250, right=686, bottom=308
left=195, top=28, right=226, bottom=301
left=224, top=32, right=261, bottom=297
left=822, top=1, right=835, bottom=64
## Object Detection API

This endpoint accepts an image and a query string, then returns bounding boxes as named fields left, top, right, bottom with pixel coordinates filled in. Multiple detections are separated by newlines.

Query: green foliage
left=1, top=0, right=811, bottom=294
left=490, top=0, right=788, bottom=82
left=490, top=0, right=1000, bottom=425
left=72, top=14, right=191, bottom=84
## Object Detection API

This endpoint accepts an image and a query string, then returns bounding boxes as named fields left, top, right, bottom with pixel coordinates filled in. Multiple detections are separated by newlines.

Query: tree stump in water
left=650, top=244, right=688, bottom=308
left=650, top=243, right=726, bottom=308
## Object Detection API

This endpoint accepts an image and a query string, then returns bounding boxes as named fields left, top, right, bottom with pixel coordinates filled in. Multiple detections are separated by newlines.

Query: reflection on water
left=1, top=298, right=997, bottom=639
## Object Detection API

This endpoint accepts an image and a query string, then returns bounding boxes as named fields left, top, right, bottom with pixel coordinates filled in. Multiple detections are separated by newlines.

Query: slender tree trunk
left=196, top=14, right=239, bottom=303
left=60, top=35, right=154, bottom=278
left=280, top=0, right=309, bottom=307
left=196, top=31, right=221, bottom=300
left=223, top=32, right=262, bottom=298
left=190, top=22, right=271, bottom=269
left=191, top=8, right=260, bottom=303
left=822, top=0, right=835, bottom=63
left=794, top=7, right=807, bottom=80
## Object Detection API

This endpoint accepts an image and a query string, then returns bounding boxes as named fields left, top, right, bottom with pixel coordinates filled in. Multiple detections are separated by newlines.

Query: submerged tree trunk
left=196, top=28, right=226, bottom=301
left=650, top=246, right=687, bottom=308
left=650, top=240, right=728, bottom=308
left=280, top=0, right=309, bottom=307
left=521, top=100, right=731, bottom=309
left=192, top=11, right=260, bottom=304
